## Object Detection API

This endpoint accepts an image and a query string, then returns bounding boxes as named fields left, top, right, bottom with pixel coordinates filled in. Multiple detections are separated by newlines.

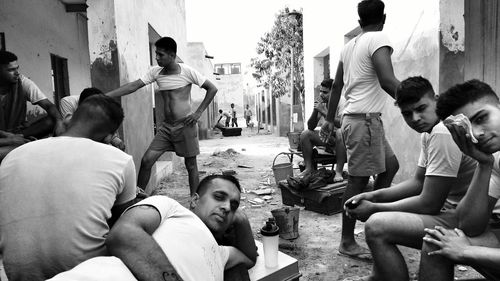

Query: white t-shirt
left=0, top=137, right=137, bottom=281
left=417, top=122, right=477, bottom=206
left=140, top=63, right=207, bottom=90
left=59, top=95, right=79, bottom=118
left=17, top=74, right=47, bottom=104
left=49, top=196, right=230, bottom=281
left=340, top=31, right=392, bottom=114
left=488, top=152, right=500, bottom=200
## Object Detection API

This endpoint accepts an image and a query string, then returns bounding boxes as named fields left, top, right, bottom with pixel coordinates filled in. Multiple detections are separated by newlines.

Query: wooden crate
left=279, top=181, right=347, bottom=216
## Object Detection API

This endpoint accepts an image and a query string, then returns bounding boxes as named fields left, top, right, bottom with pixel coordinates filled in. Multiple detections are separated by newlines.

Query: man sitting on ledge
left=50, top=174, right=257, bottom=281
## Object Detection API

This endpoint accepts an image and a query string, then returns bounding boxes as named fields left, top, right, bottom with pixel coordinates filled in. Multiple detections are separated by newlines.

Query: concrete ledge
left=145, top=160, right=173, bottom=195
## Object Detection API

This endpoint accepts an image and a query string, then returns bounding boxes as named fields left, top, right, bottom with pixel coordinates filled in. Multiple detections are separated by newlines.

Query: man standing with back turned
left=107, top=37, right=218, bottom=196
left=325, top=0, right=400, bottom=261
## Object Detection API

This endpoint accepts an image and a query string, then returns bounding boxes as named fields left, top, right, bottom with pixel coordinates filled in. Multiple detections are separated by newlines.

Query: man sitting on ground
left=60, top=87, right=125, bottom=150
left=0, top=95, right=137, bottom=281
left=419, top=80, right=500, bottom=281
left=299, top=78, right=347, bottom=181
left=49, top=174, right=257, bottom=281
left=343, top=77, right=477, bottom=280
left=0, top=50, right=64, bottom=161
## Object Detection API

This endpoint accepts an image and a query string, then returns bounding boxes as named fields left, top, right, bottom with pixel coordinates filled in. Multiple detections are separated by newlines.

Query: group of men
left=308, top=1, right=500, bottom=281
left=0, top=36, right=260, bottom=281
left=216, top=103, right=253, bottom=129
left=3, top=0, right=500, bottom=280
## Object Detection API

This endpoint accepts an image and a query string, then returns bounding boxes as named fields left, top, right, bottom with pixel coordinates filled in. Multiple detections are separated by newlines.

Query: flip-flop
left=333, top=175, right=344, bottom=183
left=337, top=250, right=373, bottom=263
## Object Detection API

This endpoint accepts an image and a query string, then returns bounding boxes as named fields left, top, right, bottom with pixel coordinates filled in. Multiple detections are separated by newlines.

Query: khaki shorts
left=148, top=119, right=199, bottom=158
left=341, top=113, right=395, bottom=177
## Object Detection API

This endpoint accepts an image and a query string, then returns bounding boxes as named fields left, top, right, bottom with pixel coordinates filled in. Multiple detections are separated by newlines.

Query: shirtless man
left=107, top=37, right=218, bottom=195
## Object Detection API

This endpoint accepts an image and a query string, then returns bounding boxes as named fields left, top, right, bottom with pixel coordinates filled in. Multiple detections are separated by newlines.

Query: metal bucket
left=271, top=206, right=300, bottom=239
left=272, top=153, right=293, bottom=185
left=287, top=132, right=301, bottom=149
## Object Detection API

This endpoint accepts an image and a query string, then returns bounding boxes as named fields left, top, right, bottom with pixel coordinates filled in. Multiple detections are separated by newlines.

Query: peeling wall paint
left=439, top=0, right=465, bottom=53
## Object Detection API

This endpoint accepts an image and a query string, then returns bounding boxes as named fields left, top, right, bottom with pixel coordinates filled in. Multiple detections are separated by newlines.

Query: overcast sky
left=185, top=0, right=303, bottom=67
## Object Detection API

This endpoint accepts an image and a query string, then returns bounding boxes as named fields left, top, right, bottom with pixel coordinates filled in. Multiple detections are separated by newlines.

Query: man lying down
left=50, top=174, right=257, bottom=281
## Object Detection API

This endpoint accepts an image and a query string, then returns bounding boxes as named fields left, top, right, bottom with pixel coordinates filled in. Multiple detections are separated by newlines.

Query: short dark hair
left=78, top=87, right=103, bottom=106
left=358, top=0, right=385, bottom=27
left=436, top=80, right=499, bottom=120
left=0, top=51, right=17, bottom=65
left=155, top=37, right=177, bottom=54
left=196, top=174, right=241, bottom=196
left=320, top=78, right=334, bottom=89
left=395, top=76, right=434, bottom=108
left=72, top=95, right=124, bottom=135
left=219, top=109, right=223, bottom=113
left=231, top=103, right=235, bottom=107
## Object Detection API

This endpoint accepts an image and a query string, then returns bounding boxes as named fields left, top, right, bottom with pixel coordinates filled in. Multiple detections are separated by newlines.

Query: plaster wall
left=186, top=42, right=217, bottom=139
left=0, top=0, right=91, bottom=116
left=303, top=0, right=441, bottom=181
left=439, top=0, right=465, bottom=93
left=214, top=73, right=244, bottom=121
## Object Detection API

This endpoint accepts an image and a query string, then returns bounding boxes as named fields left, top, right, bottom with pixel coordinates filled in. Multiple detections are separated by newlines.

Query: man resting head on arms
left=49, top=174, right=257, bottom=281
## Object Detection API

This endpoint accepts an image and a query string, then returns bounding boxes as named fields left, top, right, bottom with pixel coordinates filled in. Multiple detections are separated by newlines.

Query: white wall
left=0, top=0, right=91, bottom=114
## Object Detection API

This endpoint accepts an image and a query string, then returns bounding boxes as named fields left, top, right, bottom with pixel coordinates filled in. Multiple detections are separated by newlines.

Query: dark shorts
left=341, top=113, right=395, bottom=177
left=148, top=120, right=199, bottom=158
left=419, top=208, right=459, bottom=230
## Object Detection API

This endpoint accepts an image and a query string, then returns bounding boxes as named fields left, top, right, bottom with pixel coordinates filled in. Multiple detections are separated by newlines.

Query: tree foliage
left=251, top=7, right=304, bottom=99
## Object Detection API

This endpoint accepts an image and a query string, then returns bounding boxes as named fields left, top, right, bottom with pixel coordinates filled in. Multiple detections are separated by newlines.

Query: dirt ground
left=155, top=127, right=484, bottom=281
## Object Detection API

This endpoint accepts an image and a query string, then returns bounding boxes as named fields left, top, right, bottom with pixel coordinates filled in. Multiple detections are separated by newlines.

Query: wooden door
left=465, top=0, right=500, bottom=94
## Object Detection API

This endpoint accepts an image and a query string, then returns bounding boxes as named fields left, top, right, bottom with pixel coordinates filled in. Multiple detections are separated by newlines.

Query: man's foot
left=334, top=171, right=344, bottom=182
left=338, top=244, right=372, bottom=262
left=298, top=168, right=312, bottom=177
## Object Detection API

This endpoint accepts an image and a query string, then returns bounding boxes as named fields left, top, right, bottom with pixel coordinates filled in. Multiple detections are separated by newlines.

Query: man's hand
left=53, top=120, right=65, bottom=136
left=345, top=200, right=376, bottom=222
left=314, top=101, right=327, bottom=116
left=344, top=192, right=375, bottom=211
left=110, top=136, right=126, bottom=151
left=423, top=226, right=471, bottom=263
left=324, top=121, right=335, bottom=134
left=184, top=112, right=201, bottom=126
left=445, top=123, right=493, bottom=165
left=4, top=134, right=32, bottom=145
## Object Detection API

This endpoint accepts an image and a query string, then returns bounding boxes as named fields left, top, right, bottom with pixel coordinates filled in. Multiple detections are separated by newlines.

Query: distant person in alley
left=106, top=37, right=218, bottom=196
left=217, top=109, right=231, bottom=128
left=230, top=103, right=238, bottom=127
left=244, top=104, right=252, bottom=127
